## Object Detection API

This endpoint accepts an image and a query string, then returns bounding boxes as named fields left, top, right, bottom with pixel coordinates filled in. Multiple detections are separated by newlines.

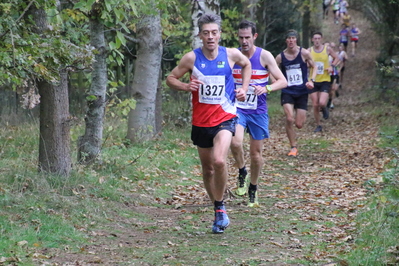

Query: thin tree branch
left=0, top=0, right=36, bottom=40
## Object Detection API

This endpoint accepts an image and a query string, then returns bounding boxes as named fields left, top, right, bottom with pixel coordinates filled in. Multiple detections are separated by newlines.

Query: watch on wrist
left=266, top=85, right=272, bottom=94
left=310, top=79, right=315, bottom=82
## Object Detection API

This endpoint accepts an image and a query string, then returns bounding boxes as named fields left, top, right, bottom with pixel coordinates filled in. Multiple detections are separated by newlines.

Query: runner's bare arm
left=260, top=50, right=287, bottom=94
left=227, top=48, right=251, bottom=101
left=166, top=52, right=203, bottom=92
left=328, top=46, right=340, bottom=67
left=273, top=54, right=282, bottom=85
left=275, top=53, right=282, bottom=65
left=302, top=49, right=317, bottom=81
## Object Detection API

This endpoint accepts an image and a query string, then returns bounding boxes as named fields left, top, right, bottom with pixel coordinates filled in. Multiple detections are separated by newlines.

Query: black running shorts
left=191, top=118, right=237, bottom=148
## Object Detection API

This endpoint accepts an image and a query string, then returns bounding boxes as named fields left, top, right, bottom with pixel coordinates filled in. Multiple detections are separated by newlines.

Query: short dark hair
left=312, top=31, right=323, bottom=37
left=238, top=19, right=256, bottom=35
left=198, top=14, right=222, bottom=32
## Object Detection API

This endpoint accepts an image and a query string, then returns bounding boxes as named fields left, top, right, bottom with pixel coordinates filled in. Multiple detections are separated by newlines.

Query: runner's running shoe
left=235, top=168, right=248, bottom=196
left=212, top=206, right=230, bottom=234
left=322, top=107, right=329, bottom=119
left=314, top=125, right=322, bottom=132
left=327, top=99, right=332, bottom=108
left=248, top=189, right=260, bottom=208
left=288, top=147, right=298, bottom=157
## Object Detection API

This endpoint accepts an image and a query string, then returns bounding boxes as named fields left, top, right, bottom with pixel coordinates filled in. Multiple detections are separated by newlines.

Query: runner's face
left=238, top=28, right=256, bottom=52
left=199, top=23, right=220, bottom=51
left=286, top=36, right=297, bottom=48
left=312, top=34, right=323, bottom=47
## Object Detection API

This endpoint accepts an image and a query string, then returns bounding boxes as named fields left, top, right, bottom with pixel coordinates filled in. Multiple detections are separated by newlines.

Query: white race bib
left=198, top=76, right=225, bottom=104
left=286, top=68, right=303, bottom=86
left=315, top=61, right=324, bottom=75
left=236, top=85, right=257, bottom=110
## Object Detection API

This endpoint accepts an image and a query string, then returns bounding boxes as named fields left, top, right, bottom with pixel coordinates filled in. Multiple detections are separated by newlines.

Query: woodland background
left=1, top=1, right=399, bottom=265
left=0, top=0, right=398, bottom=176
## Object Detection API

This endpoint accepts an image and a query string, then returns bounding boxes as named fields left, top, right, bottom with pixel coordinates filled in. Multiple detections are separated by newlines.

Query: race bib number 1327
left=199, top=76, right=226, bottom=104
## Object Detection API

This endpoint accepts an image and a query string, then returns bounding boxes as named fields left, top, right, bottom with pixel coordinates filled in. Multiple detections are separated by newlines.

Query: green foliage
left=161, top=1, right=191, bottom=64
left=372, top=59, right=399, bottom=103
left=219, top=0, right=302, bottom=55
left=356, top=0, right=399, bottom=57
left=0, top=0, right=93, bottom=89
left=220, top=8, right=245, bottom=48
left=378, top=117, right=399, bottom=200
left=107, top=97, right=136, bottom=119
left=162, top=87, right=192, bottom=127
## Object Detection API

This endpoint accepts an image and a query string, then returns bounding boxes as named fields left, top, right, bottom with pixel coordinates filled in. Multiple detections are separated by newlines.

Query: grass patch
left=343, top=195, right=399, bottom=265
left=300, top=137, right=334, bottom=151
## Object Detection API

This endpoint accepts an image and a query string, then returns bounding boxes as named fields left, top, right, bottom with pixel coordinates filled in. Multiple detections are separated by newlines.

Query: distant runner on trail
left=275, top=29, right=316, bottom=157
left=339, top=23, right=350, bottom=52
left=342, top=12, right=351, bottom=27
left=339, top=0, right=349, bottom=18
left=350, top=22, right=361, bottom=57
left=166, top=14, right=251, bottom=234
left=327, top=42, right=340, bottom=110
left=308, top=31, right=339, bottom=132
left=323, top=0, right=331, bottom=19
left=331, top=0, right=340, bottom=24
left=338, top=42, right=349, bottom=84
left=230, top=20, right=287, bottom=207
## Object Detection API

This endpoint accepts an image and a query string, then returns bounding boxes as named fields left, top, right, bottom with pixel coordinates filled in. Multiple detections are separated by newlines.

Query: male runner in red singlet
left=166, top=14, right=251, bottom=234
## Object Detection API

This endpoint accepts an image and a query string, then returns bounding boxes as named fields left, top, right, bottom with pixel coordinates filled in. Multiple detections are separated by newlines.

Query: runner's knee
left=296, top=122, right=304, bottom=129
left=213, top=158, right=226, bottom=170
left=286, top=115, right=295, bottom=124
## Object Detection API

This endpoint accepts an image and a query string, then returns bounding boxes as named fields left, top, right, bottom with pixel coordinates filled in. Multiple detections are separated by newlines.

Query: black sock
left=249, top=183, right=257, bottom=192
left=214, top=200, right=224, bottom=209
left=239, top=166, right=246, bottom=175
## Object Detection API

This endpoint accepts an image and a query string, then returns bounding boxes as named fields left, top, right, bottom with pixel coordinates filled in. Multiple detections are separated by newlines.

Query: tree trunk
left=191, top=0, right=220, bottom=49
left=310, top=0, right=323, bottom=34
left=28, top=4, right=72, bottom=176
left=242, top=0, right=259, bottom=21
left=78, top=17, right=107, bottom=164
left=38, top=70, right=72, bottom=175
left=127, top=7, right=162, bottom=143
left=155, top=67, right=163, bottom=134
left=302, top=6, right=310, bottom=49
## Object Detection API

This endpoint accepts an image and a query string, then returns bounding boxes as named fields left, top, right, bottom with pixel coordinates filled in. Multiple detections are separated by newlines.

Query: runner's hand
left=186, top=79, right=204, bottom=92
left=253, top=85, right=265, bottom=95
left=235, top=87, right=247, bottom=101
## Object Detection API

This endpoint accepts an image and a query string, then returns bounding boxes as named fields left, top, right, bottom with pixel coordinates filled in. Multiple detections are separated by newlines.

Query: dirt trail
left=222, top=8, right=385, bottom=263
left=45, top=8, right=387, bottom=266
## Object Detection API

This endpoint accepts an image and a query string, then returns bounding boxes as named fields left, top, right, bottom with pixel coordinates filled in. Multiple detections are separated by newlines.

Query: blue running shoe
left=212, top=206, right=230, bottom=234
left=314, top=125, right=322, bottom=133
